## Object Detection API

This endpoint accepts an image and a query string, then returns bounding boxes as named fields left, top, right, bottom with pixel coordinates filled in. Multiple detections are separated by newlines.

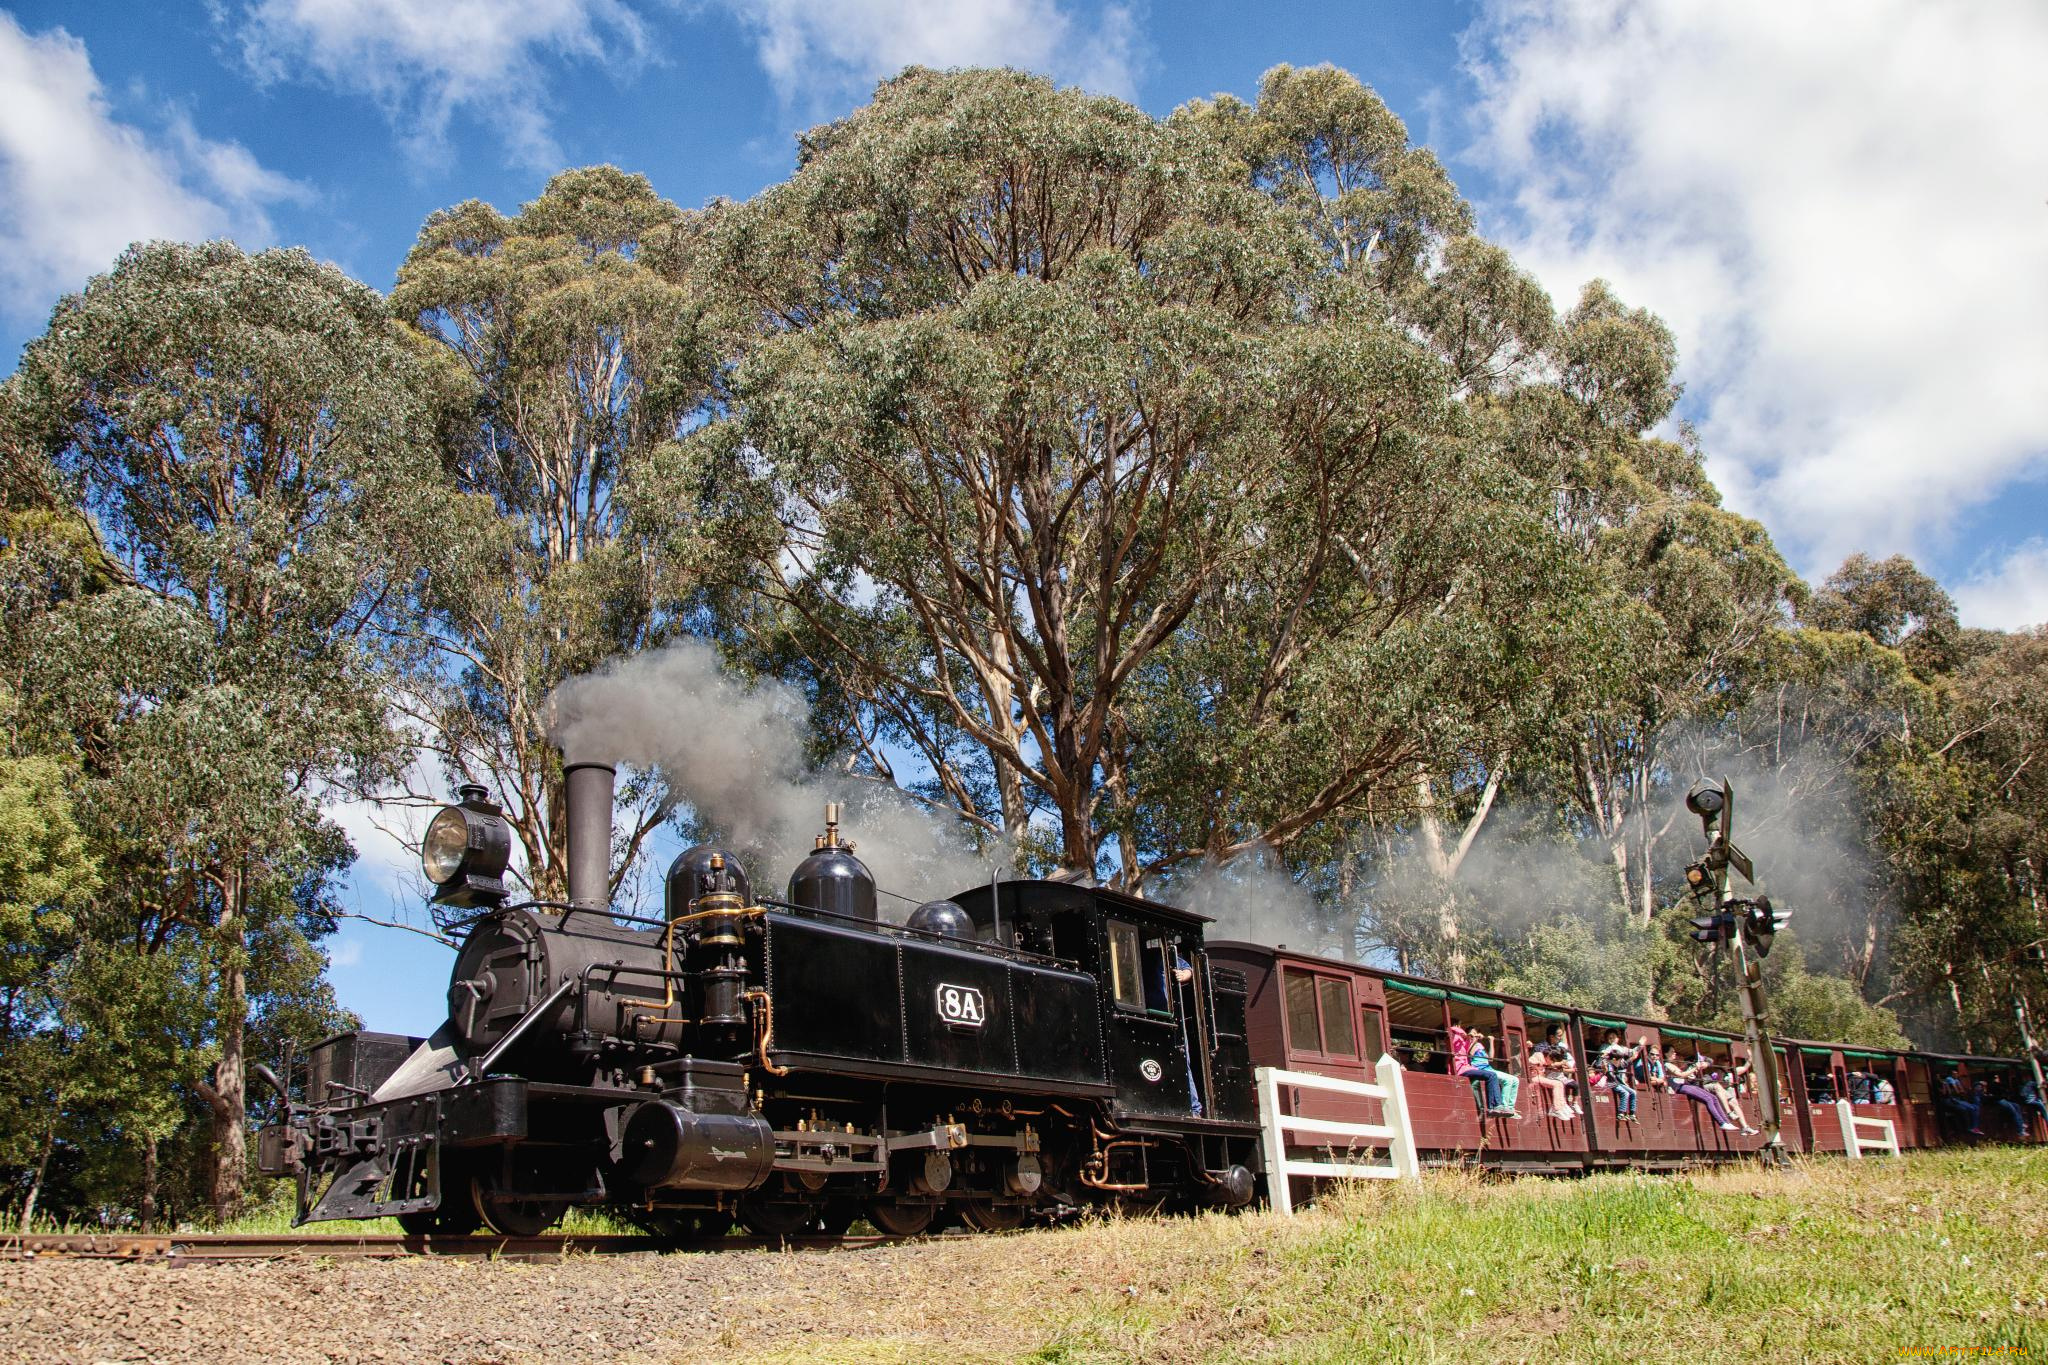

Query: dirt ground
left=1, top=1237, right=1065, bottom=1365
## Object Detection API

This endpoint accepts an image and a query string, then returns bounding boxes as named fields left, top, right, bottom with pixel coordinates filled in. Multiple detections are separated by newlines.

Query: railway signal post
left=1684, top=779, right=1790, bottom=1161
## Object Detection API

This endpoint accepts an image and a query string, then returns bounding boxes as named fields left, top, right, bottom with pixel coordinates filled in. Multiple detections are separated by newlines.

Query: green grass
left=1023, top=1149, right=2048, bottom=1364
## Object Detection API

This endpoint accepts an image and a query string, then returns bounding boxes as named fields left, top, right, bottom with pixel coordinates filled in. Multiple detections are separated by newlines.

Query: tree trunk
left=209, top=865, right=249, bottom=1223
left=19, top=1102, right=58, bottom=1231
left=140, top=1137, right=159, bottom=1233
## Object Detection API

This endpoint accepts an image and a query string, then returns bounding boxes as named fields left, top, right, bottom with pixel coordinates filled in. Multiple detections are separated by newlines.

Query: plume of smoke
left=1163, top=845, right=1345, bottom=956
left=549, top=642, right=1003, bottom=912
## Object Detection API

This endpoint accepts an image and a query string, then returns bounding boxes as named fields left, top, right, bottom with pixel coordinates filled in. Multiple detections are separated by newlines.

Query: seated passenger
left=1983, top=1078, right=2029, bottom=1141
left=1847, top=1069, right=1875, bottom=1105
left=1663, top=1047, right=1738, bottom=1131
left=1641, top=1045, right=1669, bottom=1099
left=1873, top=1075, right=1896, bottom=1106
left=1939, top=1074, right=1984, bottom=1137
left=1526, top=1036, right=1576, bottom=1123
left=1544, top=1025, right=1585, bottom=1117
left=2020, top=1074, right=2048, bottom=1135
left=1696, top=1054, right=1759, bottom=1135
left=1448, top=1023, right=1518, bottom=1117
left=1597, top=1028, right=1640, bottom=1126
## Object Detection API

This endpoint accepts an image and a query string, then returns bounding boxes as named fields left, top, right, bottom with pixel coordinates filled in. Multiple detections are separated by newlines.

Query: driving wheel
left=866, top=1199, right=935, bottom=1237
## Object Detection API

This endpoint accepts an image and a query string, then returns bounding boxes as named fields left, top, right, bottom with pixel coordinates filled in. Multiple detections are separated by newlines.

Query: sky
left=3, top=0, right=2044, bottom=1033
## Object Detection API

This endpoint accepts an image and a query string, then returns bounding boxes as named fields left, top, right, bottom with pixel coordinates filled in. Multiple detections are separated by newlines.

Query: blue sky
left=3, top=1, right=2044, bottom=1033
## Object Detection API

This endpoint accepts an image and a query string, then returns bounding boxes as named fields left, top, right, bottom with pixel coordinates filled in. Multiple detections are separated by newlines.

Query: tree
left=389, top=166, right=736, bottom=905
left=707, top=66, right=1584, bottom=889
left=3, top=240, right=442, bottom=1218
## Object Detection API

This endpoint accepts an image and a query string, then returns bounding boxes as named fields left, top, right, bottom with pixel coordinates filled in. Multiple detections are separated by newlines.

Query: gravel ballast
left=3, top=1241, right=1050, bottom=1365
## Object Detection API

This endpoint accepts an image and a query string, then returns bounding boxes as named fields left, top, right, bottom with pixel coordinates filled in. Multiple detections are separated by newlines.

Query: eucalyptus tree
left=390, top=166, right=734, bottom=904
left=706, top=67, right=1587, bottom=888
left=2, top=240, right=441, bottom=1218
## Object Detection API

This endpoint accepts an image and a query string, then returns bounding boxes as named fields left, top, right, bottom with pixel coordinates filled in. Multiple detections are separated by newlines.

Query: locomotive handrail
left=758, top=897, right=1078, bottom=970
left=1256, top=1057, right=1421, bottom=1215
left=463, top=978, right=576, bottom=1084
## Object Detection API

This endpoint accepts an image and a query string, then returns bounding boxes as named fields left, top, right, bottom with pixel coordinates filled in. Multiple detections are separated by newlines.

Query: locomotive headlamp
left=421, top=783, right=512, bottom=909
left=422, top=809, right=471, bottom=885
left=1685, top=784, right=1725, bottom=819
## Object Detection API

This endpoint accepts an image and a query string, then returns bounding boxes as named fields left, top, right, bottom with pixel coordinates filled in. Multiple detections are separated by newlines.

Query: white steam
left=549, top=642, right=1003, bottom=911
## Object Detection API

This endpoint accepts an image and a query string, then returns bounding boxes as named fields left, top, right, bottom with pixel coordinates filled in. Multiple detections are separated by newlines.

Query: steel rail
left=1, top=1231, right=890, bottom=1263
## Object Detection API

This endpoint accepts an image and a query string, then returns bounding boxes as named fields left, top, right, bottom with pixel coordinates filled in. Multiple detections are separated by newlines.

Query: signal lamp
left=422, top=784, right=512, bottom=910
left=1685, top=783, right=1726, bottom=819
left=1742, top=895, right=1789, bottom=958
left=1689, top=912, right=1733, bottom=945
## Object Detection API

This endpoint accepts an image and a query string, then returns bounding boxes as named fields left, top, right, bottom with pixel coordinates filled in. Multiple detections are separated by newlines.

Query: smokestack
left=564, top=759, right=616, bottom=908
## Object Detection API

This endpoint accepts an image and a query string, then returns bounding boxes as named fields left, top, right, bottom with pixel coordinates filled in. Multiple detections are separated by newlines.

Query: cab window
left=1108, top=921, right=1144, bottom=1010
left=1143, top=936, right=1174, bottom=1015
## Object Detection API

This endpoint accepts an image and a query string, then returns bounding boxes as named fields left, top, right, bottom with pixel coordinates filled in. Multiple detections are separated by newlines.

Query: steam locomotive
left=258, top=759, right=1265, bottom=1237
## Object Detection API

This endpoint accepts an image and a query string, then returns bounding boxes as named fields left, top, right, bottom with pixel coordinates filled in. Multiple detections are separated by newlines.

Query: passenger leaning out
left=1663, top=1047, right=1739, bottom=1131
left=1449, top=1023, right=1519, bottom=1117
left=1695, top=1054, right=1760, bottom=1136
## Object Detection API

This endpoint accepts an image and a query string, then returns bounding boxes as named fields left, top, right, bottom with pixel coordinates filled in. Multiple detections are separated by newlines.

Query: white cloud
left=222, top=0, right=1142, bottom=168
left=0, top=14, right=308, bottom=322
left=1953, top=538, right=2048, bottom=632
left=225, top=0, right=651, bottom=167
left=718, top=0, right=1142, bottom=103
left=1462, top=1, right=2048, bottom=576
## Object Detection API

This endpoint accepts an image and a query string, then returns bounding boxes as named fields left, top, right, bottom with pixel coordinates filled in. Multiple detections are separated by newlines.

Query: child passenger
left=1598, top=1028, right=1640, bottom=1125
left=1527, top=1029, right=1577, bottom=1123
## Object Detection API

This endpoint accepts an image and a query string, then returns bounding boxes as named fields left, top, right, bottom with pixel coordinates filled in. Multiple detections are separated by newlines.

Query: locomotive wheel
left=638, top=1210, right=734, bottom=1245
left=398, top=1201, right=483, bottom=1237
left=957, top=1200, right=1025, bottom=1233
left=739, top=1197, right=818, bottom=1238
left=469, top=1173, right=567, bottom=1237
left=815, top=1200, right=859, bottom=1236
left=689, top=1211, right=735, bottom=1239
left=865, top=1199, right=935, bottom=1238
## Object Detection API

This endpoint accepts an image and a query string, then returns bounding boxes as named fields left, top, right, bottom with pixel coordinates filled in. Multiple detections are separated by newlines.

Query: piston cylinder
left=620, top=1102, right=776, bottom=1191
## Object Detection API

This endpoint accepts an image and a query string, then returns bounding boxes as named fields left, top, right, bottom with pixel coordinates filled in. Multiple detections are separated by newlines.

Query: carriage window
left=1318, top=978, right=1357, bottom=1057
left=1282, top=968, right=1358, bottom=1059
left=1284, top=971, right=1319, bottom=1049
left=1358, top=1008, right=1385, bottom=1064
left=1108, top=921, right=1144, bottom=1010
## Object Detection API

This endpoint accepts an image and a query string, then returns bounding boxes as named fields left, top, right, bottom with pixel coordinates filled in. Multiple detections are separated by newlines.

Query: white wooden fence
left=1835, top=1099, right=1901, bottom=1157
left=1255, top=1054, right=1420, bottom=1215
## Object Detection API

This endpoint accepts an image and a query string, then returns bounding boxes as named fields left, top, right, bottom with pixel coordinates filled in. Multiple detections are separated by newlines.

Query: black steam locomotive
left=258, top=759, right=1263, bottom=1237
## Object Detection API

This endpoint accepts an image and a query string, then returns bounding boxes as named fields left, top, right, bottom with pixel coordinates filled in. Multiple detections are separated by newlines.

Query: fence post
left=1255, top=1066, right=1294, bottom=1216
left=1378, top=1053, right=1421, bottom=1183
left=1835, top=1099, right=1862, bottom=1159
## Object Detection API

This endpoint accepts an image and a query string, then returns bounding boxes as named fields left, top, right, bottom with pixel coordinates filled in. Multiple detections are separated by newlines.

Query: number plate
left=935, top=983, right=987, bottom=1029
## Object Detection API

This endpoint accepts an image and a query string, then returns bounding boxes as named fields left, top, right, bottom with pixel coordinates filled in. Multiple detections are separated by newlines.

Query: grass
left=1017, top=1149, right=2048, bottom=1364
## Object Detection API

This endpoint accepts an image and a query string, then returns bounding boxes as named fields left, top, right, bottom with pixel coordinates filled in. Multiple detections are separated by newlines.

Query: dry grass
left=1012, top=1149, right=2048, bottom=1363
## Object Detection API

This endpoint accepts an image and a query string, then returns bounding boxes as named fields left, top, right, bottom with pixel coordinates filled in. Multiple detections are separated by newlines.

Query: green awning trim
left=1523, top=1005, right=1569, bottom=1022
left=1660, top=1025, right=1736, bottom=1043
left=1385, top=980, right=1447, bottom=1001
left=1581, top=1016, right=1629, bottom=1031
left=1800, top=1046, right=1836, bottom=1059
left=1843, top=1049, right=1895, bottom=1062
left=1447, top=989, right=1506, bottom=1010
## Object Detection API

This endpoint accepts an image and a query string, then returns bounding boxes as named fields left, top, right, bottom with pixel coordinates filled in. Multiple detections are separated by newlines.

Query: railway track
left=1, top=1230, right=888, bottom=1263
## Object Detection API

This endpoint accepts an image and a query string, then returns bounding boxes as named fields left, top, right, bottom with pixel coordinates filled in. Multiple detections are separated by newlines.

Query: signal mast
left=1681, top=779, right=1792, bottom=1160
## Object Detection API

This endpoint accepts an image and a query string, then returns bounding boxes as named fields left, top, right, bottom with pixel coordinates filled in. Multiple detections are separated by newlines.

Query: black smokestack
left=564, top=758, right=616, bottom=908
